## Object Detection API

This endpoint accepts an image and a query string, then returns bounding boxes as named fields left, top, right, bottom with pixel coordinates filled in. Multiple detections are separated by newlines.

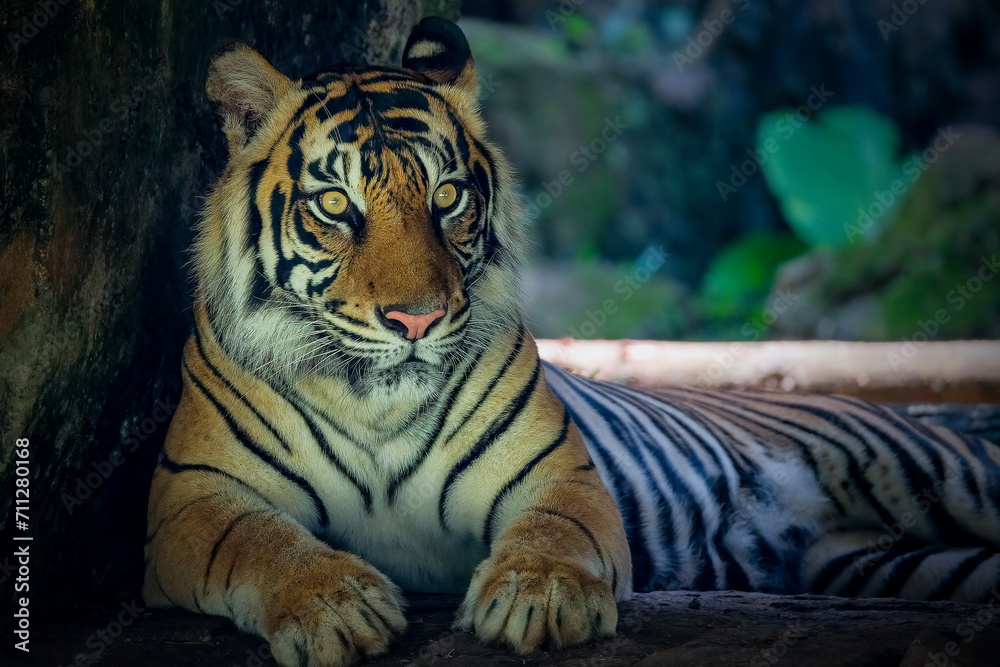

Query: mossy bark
left=0, top=0, right=459, bottom=616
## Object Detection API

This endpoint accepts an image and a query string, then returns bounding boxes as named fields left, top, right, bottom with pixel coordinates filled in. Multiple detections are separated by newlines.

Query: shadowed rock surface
left=32, top=591, right=1000, bottom=666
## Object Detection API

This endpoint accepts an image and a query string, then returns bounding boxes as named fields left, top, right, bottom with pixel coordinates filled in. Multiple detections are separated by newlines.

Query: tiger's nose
left=378, top=305, right=446, bottom=340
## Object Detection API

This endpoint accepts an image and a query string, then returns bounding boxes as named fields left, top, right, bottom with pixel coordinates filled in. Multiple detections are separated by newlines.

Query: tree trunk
left=0, top=0, right=459, bottom=616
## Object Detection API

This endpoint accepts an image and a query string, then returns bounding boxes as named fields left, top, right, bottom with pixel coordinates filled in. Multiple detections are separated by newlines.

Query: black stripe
left=440, top=328, right=526, bottom=447
left=225, top=559, right=238, bottom=592
left=929, top=548, right=995, bottom=600
left=669, top=390, right=846, bottom=517
left=809, top=545, right=875, bottom=594
left=482, top=411, right=571, bottom=545
left=387, top=341, right=489, bottom=503
left=532, top=507, right=607, bottom=575
left=203, top=510, right=264, bottom=595
left=547, top=368, right=654, bottom=591
left=146, top=491, right=226, bottom=545
left=552, top=368, right=681, bottom=589
left=158, top=452, right=272, bottom=505
left=332, top=310, right=369, bottom=329
left=193, top=327, right=291, bottom=452
left=287, top=122, right=307, bottom=181
left=438, top=361, right=541, bottom=529
left=832, top=396, right=953, bottom=489
left=692, top=392, right=886, bottom=522
left=182, top=358, right=329, bottom=527
left=309, top=265, right=342, bottom=299
left=271, top=384, right=374, bottom=511
left=247, top=160, right=271, bottom=309
left=836, top=396, right=990, bottom=514
left=824, top=401, right=989, bottom=547
left=316, top=87, right=361, bottom=122
left=293, top=208, right=324, bottom=251
left=877, top=545, right=944, bottom=598
left=270, top=185, right=293, bottom=287
left=597, top=384, right=755, bottom=591
left=591, top=382, right=720, bottom=587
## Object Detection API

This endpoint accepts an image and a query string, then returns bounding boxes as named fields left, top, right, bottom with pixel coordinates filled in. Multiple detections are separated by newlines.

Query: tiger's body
left=143, top=16, right=1000, bottom=667
left=547, top=364, right=1000, bottom=599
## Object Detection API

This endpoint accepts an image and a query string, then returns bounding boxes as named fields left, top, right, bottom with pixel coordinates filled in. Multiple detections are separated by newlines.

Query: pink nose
left=383, top=309, right=446, bottom=340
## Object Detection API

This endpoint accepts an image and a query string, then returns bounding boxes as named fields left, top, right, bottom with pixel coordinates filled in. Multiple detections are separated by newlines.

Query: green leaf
left=757, top=106, right=906, bottom=248
left=699, top=233, right=806, bottom=321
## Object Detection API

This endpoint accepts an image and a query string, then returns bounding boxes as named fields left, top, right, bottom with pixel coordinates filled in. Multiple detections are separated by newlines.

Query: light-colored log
left=537, top=339, right=1000, bottom=403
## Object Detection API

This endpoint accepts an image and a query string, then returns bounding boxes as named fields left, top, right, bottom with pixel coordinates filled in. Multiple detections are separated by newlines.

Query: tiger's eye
left=433, top=183, right=458, bottom=209
left=320, top=190, right=349, bottom=216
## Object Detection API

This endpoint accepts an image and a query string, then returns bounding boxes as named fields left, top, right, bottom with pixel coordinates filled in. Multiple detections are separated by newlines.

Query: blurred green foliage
left=698, top=233, right=806, bottom=322
left=758, top=106, right=906, bottom=248
left=460, top=17, right=998, bottom=342
left=813, top=161, right=1000, bottom=339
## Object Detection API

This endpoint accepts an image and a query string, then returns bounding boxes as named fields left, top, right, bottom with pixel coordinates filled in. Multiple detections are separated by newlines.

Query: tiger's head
left=197, top=18, right=526, bottom=395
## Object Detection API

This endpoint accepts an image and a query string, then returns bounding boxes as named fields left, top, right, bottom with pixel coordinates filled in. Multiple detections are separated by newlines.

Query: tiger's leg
left=453, top=418, right=632, bottom=653
left=803, top=531, right=1000, bottom=602
left=143, top=468, right=406, bottom=667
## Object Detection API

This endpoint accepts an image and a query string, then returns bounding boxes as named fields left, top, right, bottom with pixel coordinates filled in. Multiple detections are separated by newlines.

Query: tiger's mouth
left=322, top=324, right=467, bottom=385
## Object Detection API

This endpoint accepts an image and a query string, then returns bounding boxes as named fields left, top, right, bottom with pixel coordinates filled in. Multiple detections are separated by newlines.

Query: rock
left=30, top=591, right=1000, bottom=666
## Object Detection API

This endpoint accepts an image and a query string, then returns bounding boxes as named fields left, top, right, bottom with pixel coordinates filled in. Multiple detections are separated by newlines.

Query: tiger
left=143, top=15, right=1000, bottom=667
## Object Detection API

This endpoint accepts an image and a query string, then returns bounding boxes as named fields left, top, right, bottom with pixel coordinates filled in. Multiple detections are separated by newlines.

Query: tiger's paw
left=454, top=552, right=617, bottom=653
left=263, top=551, right=407, bottom=667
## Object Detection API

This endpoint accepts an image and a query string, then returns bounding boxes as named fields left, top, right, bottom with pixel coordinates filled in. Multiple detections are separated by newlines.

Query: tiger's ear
left=402, top=17, right=478, bottom=98
left=206, top=43, right=295, bottom=153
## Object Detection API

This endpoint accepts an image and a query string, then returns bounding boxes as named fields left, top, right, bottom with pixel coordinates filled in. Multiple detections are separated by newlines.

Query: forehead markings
left=243, top=86, right=360, bottom=301
left=257, top=72, right=493, bottom=286
left=307, top=74, right=469, bottom=190
left=256, top=92, right=343, bottom=289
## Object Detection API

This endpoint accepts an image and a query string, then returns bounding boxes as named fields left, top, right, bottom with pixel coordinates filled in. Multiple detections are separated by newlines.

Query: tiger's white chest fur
left=290, top=369, right=490, bottom=593
left=321, top=470, right=489, bottom=593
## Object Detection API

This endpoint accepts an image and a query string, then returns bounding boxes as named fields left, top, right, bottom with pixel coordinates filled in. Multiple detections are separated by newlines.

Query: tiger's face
left=198, top=20, right=525, bottom=394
